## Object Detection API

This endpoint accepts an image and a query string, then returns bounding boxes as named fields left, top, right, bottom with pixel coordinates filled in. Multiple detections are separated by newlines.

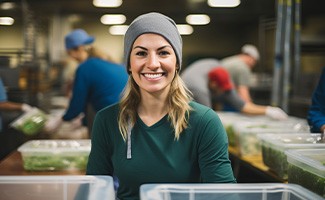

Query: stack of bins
left=217, top=112, right=250, bottom=147
left=258, top=133, right=325, bottom=180
left=232, top=119, right=309, bottom=157
left=0, top=175, right=115, bottom=200
left=140, top=183, right=324, bottom=200
left=286, top=148, right=325, bottom=198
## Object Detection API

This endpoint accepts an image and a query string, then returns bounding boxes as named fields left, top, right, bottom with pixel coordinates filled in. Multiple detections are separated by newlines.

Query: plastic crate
left=140, top=183, right=324, bottom=200
left=286, top=148, right=325, bottom=198
left=0, top=175, right=114, bottom=200
left=259, top=133, right=325, bottom=179
left=18, top=139, right=91, bottom=171
left=233, top=120, right=309, bottom=157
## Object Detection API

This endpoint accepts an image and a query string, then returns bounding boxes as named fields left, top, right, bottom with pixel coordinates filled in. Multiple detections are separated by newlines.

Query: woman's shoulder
left=97, top=103, right=120, bottom=118
left=189, top=101, right=217, bottom=118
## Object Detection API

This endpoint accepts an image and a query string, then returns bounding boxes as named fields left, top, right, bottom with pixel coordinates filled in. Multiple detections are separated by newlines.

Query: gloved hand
left=21, top=103, right=33, bottom=112
left=265, top=106, right=288, bottom=120
left=44, top=115, right=63, bottom=133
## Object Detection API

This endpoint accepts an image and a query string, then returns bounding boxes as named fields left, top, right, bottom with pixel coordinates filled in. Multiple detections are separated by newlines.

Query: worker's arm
left=241, top=102, right=288, bottom=120
left=237, top=85, right=252, bottom=102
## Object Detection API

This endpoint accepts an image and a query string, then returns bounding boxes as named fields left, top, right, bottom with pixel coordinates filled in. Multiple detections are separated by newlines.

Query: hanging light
left=109, top=25, right=129, bottom=35
left=208, top=0, right=240, bottom=7
left=176, top=24, right=194, bottom=35
left=93, top=0, right=122, bottom=8
left=101, top=14, right=126, bottom=25
left=0, top=17, right=14, bottom=25
left=186, top=14, right=210, bottom=25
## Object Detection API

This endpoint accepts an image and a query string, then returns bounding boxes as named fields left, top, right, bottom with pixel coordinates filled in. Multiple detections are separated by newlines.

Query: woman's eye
left=159, top=51, right=170, bottom=56
left=135, top=51, right=147, bottom=56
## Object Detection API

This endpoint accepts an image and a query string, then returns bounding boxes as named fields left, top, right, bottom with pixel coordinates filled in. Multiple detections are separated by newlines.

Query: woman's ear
left=176, top=64, right=180, bottom=72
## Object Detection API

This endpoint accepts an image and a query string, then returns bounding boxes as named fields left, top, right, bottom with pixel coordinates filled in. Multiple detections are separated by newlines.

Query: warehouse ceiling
left=3, top=0, right=325, bottom=27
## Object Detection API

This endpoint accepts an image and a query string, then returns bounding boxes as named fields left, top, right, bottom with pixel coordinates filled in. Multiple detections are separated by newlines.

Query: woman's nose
left=146, top=53, right=160, bottom=69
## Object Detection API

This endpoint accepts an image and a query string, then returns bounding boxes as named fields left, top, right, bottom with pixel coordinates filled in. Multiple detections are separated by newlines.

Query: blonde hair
left=118, top=73, right=193, bottom=141
left=86, top=46, right=116, bottom=63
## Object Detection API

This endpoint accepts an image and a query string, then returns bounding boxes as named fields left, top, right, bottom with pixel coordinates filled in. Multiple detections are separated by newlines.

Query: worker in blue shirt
left=45, top=29, right=128, bottom=133
left=0, top=78, right=32, bottom=132
left=307, top=67, right=325, bottom=133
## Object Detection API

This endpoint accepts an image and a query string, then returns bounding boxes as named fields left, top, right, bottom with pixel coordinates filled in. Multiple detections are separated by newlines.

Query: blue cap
left=65, top=29, right=95, bottom=50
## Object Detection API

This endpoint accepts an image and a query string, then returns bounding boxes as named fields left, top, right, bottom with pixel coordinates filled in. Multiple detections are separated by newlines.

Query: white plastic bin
left=140, top=183, right=324, bottom=200
left=0, top=175, right=115, bottom=200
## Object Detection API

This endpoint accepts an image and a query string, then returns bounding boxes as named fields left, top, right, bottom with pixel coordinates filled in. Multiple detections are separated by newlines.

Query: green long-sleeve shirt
left=86, top=101, right=236, bottom=200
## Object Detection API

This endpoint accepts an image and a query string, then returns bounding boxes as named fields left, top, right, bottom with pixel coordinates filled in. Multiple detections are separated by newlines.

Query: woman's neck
left=138, top=91, right=169, bottom=126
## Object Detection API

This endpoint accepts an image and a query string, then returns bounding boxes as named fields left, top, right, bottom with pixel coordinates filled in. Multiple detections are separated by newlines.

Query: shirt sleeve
left=197, top=109, right=237, bottom=183
left=63, top=65, right=89, bottom=121
left=0, top=79, right=8, bottom=102
left=307, top=67, right=325, bottom=133
left=221, top=90, right=245, bottom=111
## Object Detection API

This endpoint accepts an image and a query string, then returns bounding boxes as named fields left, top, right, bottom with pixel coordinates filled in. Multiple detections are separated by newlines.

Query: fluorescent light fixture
left=186, top=14, right=210, bottom=25
left=208, top=0, right=240, bottom=7
left=0, top=2, right=15, bottom=10
left=0, top=17, right=14, bottom=25
left=176, top=24, right=193, bottom=35
left=109, top=25, right=129, bottom=35
left=101, top=14, right=126, bottom=25
left=93, top=0, right=122, bottom=8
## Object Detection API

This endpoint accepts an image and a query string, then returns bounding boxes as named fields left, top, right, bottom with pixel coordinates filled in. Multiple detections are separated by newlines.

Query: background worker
left=208, top=67, right=288, bottom=120
left=0, top=77, right=32, bottom=132
left=307, top=66, right=325, bottom=133
left=220, top=44, right=260, bottom=103
left=181, top=58, right=288, bottom=120
left=45, top=29, right=128, bottom=134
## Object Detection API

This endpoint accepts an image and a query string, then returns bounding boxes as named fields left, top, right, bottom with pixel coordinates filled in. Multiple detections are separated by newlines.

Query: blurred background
left=0, top=0, right=325, bottom=188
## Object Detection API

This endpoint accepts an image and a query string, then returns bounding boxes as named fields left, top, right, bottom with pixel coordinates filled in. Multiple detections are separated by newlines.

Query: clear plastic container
left=217, top=112, right=269, bottom=147
left=10, top=107, right=47, bottom=136
left=286, top=148, right=325, bottom=198
left=0, top=175, right=115, bottom=200
left=140, top=183, right=324, bottom=200
left=232, top=119, right=310, bottom=157
left=18, top=139, right=91, bottom=171
left=259, top=133, right=325, bottom=179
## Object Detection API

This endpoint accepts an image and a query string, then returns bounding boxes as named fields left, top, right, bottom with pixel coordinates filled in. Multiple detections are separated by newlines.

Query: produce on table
left=260, top=133, right=325, bottom=180
left=10, top=108, right=47, bottom=136
left=18, top=140, right=91, bottom=171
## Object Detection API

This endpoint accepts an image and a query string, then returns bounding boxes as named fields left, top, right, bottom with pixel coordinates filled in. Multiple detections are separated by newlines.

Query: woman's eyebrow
left=133, top=45, right=172, bottom=51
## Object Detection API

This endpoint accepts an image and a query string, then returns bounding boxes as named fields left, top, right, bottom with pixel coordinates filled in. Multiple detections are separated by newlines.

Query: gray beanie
left=124, top=12, right=183, bottom=72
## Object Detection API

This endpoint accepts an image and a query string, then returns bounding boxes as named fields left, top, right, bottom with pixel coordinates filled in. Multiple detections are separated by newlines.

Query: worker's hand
left=70, top=113, right=85, bottom=129
left=21, top=103, right=32, bottom=112
left=265, top=106, right=288, bottom=120
left=44, top=115, right=63, bottom=133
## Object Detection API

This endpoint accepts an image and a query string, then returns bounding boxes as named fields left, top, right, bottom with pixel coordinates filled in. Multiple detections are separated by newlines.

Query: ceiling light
left=93, top=0, right=122, bottom=8
left=0, top=17, right=14, bottom=25
left=176, top=24, right=193, bottom=35
left=101, top=14, right=126, bottom=25
left=0, top=2, right=15, bottom=10
left=109, top=25, right=129, bottom=35
left=208, top=0, right=240, bottom=7
left=186, top=14, right=210, bottom=25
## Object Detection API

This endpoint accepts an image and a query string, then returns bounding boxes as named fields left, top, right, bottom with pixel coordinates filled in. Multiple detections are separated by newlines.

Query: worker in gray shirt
left=181, top=58, right=220, bottom=108
left=181, top=58, right=288, bottom=120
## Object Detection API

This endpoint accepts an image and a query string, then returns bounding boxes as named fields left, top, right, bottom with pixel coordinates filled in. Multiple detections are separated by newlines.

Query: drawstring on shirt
left=126, top=121, right=132, bottom=159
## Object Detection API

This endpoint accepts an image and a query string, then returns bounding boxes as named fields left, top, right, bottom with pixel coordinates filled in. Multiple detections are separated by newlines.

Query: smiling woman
left=86, top=12, right=236, bottom=200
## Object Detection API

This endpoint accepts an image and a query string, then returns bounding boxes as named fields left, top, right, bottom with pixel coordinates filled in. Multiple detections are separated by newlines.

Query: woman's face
left=129, top=33, right=177, bottom=95
left=67, top=46, right=88, bottom=63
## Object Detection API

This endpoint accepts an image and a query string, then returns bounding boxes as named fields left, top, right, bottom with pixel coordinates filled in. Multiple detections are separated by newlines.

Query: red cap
left=208, top=67, right=234, bottom=91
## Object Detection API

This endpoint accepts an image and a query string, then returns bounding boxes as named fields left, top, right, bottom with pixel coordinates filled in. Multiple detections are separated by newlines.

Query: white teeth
left=144, top=73, right=163, bottom=78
